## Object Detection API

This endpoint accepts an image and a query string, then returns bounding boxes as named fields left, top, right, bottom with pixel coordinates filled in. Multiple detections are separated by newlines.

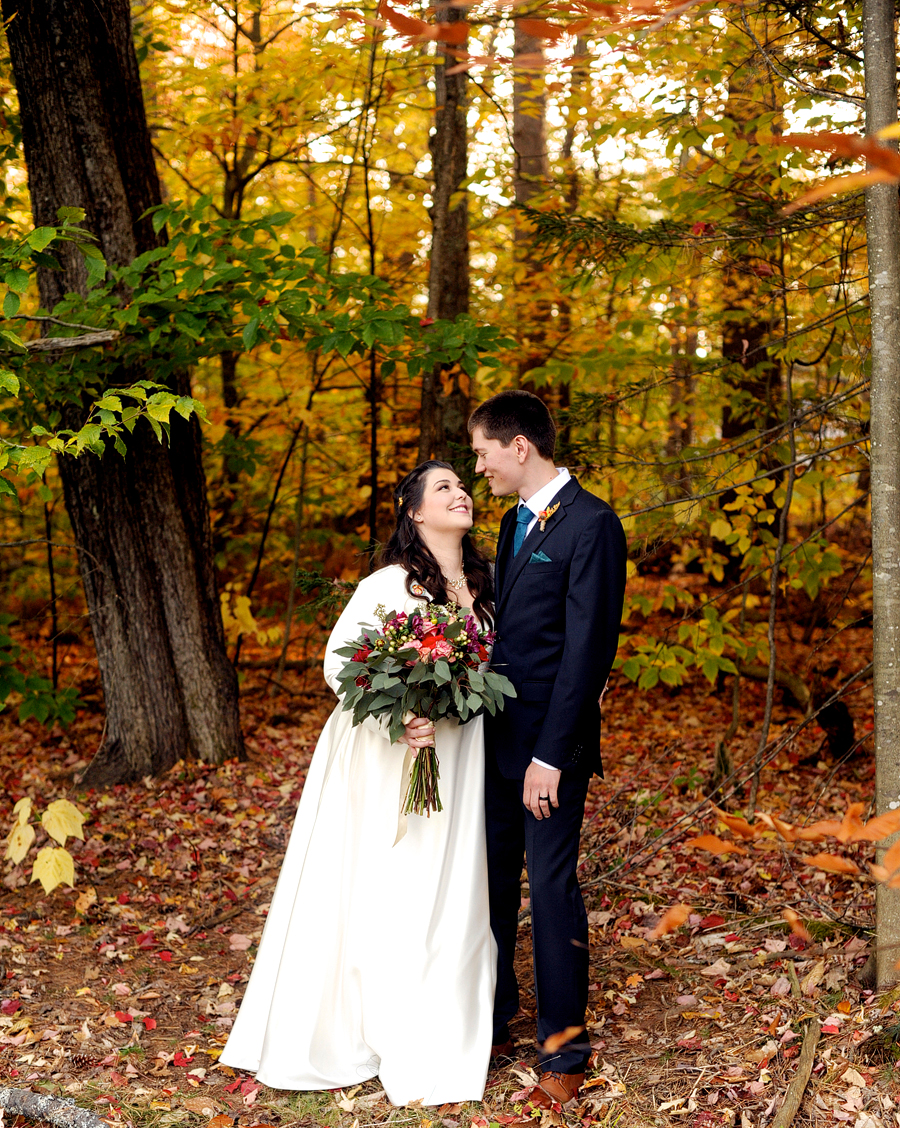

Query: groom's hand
left=523, top=762, right=561, bottom=820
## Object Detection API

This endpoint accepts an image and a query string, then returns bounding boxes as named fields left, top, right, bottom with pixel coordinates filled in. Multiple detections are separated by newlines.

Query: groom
left=469, top=390, right=627, bottom=1107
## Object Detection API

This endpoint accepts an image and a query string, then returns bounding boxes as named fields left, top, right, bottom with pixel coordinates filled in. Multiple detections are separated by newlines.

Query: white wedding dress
left=220, top=564, right=495, bottom=1106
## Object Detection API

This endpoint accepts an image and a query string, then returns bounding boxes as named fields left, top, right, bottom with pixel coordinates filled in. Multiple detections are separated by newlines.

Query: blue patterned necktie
left=513, top=505, right=532, bottom=556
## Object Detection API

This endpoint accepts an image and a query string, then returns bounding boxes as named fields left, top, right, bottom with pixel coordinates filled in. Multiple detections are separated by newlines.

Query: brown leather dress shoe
left=529, top=1070, right=585, bottom=1108
left=490, top=1038, right=516, bottom=1061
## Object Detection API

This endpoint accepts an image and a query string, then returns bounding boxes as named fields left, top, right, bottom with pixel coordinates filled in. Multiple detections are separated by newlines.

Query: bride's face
left=413, top=468, right=473, bottom=537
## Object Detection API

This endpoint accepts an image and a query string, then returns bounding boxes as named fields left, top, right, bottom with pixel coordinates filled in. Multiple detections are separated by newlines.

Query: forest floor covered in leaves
left=1, top=582, right=897, bottom=1128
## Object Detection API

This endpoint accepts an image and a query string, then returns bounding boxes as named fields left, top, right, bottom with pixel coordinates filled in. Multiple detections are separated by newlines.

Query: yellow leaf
left=876, top=122, right=900, bottom=140
left=13, top=796, right=33, bottom=826
left=42, top=799, right=86, bottom=846
left=5, top=820, right=35, bottom=865
left=30, top=846, right=75, bottom=893
left=232, top=595, right=258, bottom=636
left=709, top=518, right=732, bottom=540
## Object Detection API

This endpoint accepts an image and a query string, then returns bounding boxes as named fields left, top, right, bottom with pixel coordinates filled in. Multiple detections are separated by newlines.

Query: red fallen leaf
left=699, top=914, right=726, bottom=930
left=0, top=999, right=20, bottom=1015
left=142, top=1017, right=157, bottom=1030
left=783, top=1045, right=799, bottom=1059
left=173, top=1050, right=195, bottom=1067
left=158, top=950, right=173, bottom=961
left=419, top=317, right=434, bottom=327
left=822, top=1023, right=840, bottom=1034
left=224, top=1078, right=243, bottom=1093
left=114, top=1011, right=132, bottom=1024
left=117, top=893, right=130, bottom=905
left=136, top=931, right=156, bottom=949
left=677, top=1037, right=703, bottom=1050
left=109, top=1070, right=128, bottom=1086
left=223, top=889, right=237, bottom=902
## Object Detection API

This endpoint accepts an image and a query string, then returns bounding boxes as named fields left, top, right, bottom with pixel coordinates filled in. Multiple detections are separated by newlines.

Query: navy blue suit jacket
left=485, top=476, right=627, bottom=779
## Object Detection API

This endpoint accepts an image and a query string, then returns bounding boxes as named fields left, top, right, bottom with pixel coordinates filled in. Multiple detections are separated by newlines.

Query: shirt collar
left=519, top=468, right=571, bottom=517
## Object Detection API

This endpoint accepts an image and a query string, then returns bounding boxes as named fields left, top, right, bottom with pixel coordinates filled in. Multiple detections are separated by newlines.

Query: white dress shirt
left=516, top=468, right=571, bottom=772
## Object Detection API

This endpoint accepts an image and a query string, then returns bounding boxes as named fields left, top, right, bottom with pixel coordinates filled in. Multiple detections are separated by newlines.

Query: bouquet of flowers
left=334, top=603, right=516, bottom=818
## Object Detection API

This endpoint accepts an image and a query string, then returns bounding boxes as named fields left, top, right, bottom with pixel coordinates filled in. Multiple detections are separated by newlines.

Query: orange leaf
left=647, top=903, right=691, bottom=939
left=783, top=170, right=899, bottom=215
left=685, top=835, right=747, bottom=856
left=881, top=837, right=900, bottom=876
left=794, top=818, right=844, bottom=841
left=837, top=802, right=867, bottom=843
left=433, top=22, right=469, bottom=45
left=542, top=1025, right=585, bottom=1054
left=714, top=809, right=760, bottom=840
left=518, top=17, right=568, bottom=42
left=869, top=863, right=892, bottom=883
left=852, top=808, right=900, bottom=843
left=784, top=131, right=900, bottom=176
left=377, top=0, right=428, bottom=36
left=755, top=812, right=798, bottom=842
left=782, top=908, right=811, bottom=942
left=806, top=852, right=860, bottom=876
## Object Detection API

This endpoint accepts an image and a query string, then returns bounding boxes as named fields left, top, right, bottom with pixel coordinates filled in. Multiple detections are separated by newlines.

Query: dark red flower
left=355, top=675, right=371, bottom=689
left=352, top=647, right=372, bottom=662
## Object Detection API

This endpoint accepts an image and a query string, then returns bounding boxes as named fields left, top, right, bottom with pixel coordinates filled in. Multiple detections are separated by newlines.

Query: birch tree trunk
left=863, top=0, right=900, bottom=988
left=420, top=3, right=469, bottom=462
left=3, top=0, right=244, bottom=784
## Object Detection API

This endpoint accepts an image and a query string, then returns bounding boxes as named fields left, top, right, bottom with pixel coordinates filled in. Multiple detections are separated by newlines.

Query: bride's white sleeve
left=322, top=570, right=400, bottom=741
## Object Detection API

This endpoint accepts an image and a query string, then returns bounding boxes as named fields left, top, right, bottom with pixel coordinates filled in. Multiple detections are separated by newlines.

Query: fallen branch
left=22, top=330, right=120, bottom=351
left=0, top=1088, right=109, bottom=1128
left=771, top=1018, right=821, bottom=1128
left=738, top=661, right=810, bottom=708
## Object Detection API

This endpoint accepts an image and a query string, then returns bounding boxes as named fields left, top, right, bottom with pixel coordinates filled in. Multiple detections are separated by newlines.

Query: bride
left=220, top=460, right=497, bottom=1106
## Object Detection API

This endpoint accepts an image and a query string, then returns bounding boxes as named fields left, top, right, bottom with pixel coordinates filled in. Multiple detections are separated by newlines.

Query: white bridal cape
left=220, top=565, right=495, bottom=1106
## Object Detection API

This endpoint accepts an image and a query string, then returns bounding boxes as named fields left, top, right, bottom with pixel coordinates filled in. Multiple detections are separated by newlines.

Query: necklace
left=444, top=569, right=467, bottom=590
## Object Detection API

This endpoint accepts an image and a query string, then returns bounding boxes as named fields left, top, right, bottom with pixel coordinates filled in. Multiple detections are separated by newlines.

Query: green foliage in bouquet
left=333, top=603, right=516, bottom=816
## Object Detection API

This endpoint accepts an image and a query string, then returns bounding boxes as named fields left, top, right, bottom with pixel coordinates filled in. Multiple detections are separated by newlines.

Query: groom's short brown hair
left=468, top=390, right=556, bottom=461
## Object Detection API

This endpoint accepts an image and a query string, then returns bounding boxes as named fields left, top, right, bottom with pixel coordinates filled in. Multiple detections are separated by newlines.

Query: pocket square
left=530, top=550, right=552, bottom=563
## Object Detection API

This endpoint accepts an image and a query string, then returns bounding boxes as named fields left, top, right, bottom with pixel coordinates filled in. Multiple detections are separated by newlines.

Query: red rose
left=352, top=647, right=372, bottom=662
left=355, top=675, right=371, bottom=689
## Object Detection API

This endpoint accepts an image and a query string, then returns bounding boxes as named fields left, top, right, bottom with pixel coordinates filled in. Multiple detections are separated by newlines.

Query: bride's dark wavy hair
left=380, top=460, right=494, bottom=623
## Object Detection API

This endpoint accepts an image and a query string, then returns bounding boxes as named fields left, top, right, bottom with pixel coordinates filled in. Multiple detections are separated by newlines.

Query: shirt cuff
left=531, top=757, right=560, bottom=771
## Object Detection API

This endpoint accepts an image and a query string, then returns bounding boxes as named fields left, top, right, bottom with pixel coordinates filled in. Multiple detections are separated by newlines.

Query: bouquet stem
left=403, top=744, right=443, bottom=817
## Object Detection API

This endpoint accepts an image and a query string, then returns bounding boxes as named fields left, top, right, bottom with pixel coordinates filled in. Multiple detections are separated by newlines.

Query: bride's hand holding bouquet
left=334, top=602, right=515, bottom=817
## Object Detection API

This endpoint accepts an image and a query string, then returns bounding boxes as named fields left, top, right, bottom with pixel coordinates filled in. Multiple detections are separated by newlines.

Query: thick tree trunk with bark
left=863, top=0, right=900, bottom=988
left=420, top=4, right=469, bottom=462
left=3, top=0, right=244, bottom=784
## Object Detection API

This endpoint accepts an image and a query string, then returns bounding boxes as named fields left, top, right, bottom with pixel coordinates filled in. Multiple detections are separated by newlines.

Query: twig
left=771, top=1018, right=821, bottom=1128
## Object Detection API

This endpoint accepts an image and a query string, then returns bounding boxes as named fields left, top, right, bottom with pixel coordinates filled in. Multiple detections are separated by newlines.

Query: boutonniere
left=538, top=501, right=560, bottom=532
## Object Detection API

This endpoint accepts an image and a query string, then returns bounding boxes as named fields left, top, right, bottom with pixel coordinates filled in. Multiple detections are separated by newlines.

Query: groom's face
left=471, top=426, right=525, bottom=497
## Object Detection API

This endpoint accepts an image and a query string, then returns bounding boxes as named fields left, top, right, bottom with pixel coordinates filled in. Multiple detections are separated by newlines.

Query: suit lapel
left=498, top=477, right=581, bottom=614
left=494, top=507, right=516, bottom=605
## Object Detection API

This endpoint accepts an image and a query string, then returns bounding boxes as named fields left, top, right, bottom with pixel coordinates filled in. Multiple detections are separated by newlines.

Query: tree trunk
left=420, top=3, right=470, bottom=463
left=863, top=0, right=900, bottom=988
left=3, top=0, right=244, bottom=784
left=513, top=23, right=552, bottom=386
